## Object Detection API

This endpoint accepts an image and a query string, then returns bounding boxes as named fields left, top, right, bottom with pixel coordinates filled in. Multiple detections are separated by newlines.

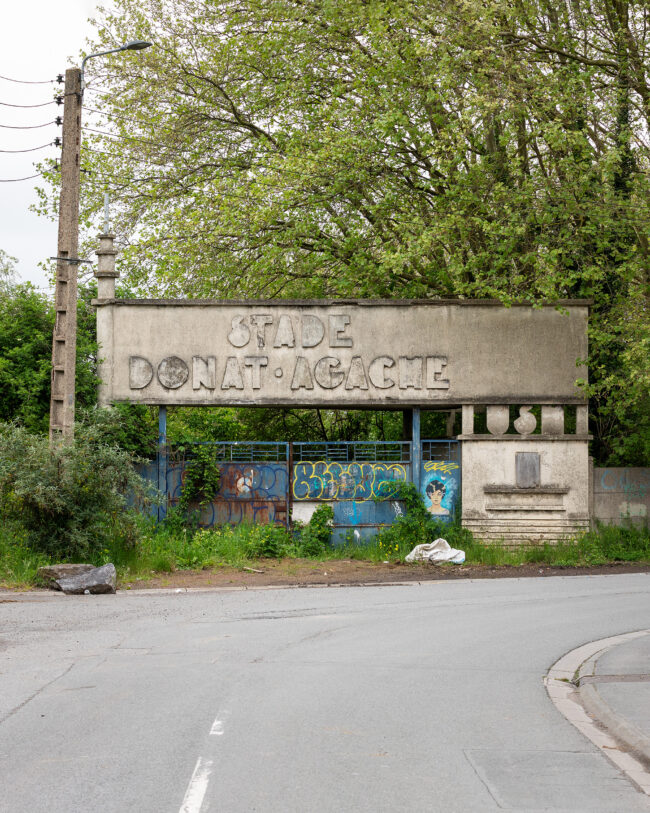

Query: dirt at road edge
left=117, top=560, right=650, bottom=591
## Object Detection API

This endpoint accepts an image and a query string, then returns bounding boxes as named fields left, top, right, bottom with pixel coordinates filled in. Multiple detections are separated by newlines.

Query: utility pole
left=49, top=67, right=82, bottom=441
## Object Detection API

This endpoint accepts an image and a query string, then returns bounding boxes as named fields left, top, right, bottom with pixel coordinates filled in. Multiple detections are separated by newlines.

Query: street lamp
left=49, top=40, right=153, bottom=441
left=81, top=41, right=153, bottom=90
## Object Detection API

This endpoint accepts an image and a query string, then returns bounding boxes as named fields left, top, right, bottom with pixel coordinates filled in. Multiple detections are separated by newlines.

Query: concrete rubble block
left=36, top=563, right=95, bottom=589
left=55, top=564, right=117, bottom=595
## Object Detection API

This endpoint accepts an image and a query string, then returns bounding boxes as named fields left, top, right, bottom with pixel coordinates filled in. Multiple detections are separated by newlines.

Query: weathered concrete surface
left=0, top=575, right=648, bottom=812
left=95, top=299, right=588, bottom=407
left=462, top=439, right=590, bottom=543
left=594, top=468, right=650, bottom=529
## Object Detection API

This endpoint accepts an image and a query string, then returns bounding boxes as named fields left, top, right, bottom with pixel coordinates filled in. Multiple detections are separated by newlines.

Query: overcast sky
left=0, top=0, right=102, bottom=290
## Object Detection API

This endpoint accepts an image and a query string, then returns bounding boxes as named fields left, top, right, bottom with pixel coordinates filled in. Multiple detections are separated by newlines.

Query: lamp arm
left=81, top=46, right=129, bottom=90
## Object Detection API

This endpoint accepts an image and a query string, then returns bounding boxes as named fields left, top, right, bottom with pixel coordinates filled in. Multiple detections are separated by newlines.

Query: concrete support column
left=462, top=405, right=474, bottom=436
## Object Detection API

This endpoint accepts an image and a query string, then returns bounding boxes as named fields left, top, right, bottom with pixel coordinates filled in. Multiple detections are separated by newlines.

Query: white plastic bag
left=405, top=538, right=465, bottom=565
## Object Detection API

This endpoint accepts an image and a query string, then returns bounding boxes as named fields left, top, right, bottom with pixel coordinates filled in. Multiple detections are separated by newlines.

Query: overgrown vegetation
left=175, top=444, right=221, bottom=513
left=463, top=525, right=650, bottom=568
left=0, top=282, right=98, bottom=435
left=0, top=418, right=154, bottom=561
left=373, top=481, right=472, bottom=555
left=1, top=470, right=647, bottom=590
left=295, top=505, right=334, bottom=557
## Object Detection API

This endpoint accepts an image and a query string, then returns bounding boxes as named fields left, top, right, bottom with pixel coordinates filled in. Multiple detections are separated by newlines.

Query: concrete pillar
left=462, top=405, right=474, bottom=436
left=94, top=232, right=119, bottom=407
left=95, top=233, right=118, bottom=298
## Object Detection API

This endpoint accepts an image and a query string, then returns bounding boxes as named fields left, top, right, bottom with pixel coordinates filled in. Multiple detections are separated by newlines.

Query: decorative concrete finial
left=95, top=233, right=118, bottom=299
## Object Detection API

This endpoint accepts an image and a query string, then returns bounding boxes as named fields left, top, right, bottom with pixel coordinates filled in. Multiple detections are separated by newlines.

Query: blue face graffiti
left=421, top=461, right=459, bottom=520
left=425, top=479, right=449, bottom=515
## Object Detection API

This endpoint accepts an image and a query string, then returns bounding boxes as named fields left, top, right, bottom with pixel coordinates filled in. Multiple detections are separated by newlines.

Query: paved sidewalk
left=578, top=631, right=650, bottom=769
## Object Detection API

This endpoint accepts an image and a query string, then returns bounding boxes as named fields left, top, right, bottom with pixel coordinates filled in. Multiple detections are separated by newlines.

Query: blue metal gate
left=144, top=437, right=460, bottom=539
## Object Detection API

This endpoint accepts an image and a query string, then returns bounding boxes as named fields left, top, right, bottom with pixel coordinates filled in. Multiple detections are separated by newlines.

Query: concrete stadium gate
left=96, top=234, right=590, bottom=543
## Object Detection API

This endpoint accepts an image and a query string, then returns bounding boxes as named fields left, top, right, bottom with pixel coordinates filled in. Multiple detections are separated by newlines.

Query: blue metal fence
left=141, top=438, right=460, bottom=540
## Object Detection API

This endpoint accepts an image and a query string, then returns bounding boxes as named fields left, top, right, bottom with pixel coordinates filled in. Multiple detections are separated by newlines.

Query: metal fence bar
left=293, top=441, right=411, bottom=462
left=169, top=441, right=289, bottom=463
left=421, top=439, right=460, bottom=462
left=157, top=406, right=167, bottom=522
left=412, top=408, right=422, bottom=489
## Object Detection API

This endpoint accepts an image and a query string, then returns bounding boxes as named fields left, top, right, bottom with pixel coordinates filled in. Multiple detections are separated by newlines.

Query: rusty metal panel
left=167, top=460, right=289, bottom=527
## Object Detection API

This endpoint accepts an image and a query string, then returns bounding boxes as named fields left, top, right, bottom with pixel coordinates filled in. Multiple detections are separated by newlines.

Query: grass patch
left=1, top=505, right=648, bottom=590
left=0, top=523, right=49, bottom=588
left=462, top=523, right=650, bottom=567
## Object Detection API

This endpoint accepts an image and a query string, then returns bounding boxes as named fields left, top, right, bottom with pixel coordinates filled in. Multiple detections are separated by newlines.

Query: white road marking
left=210, top=718, right=224, bottom=736
left=179, top=756, right=214, bottom=813
left=180, top=714, right=227, bottom=811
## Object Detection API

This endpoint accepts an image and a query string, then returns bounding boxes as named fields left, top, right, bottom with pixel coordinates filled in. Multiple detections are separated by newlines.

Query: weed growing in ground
left=295, top=505, right=334, bottom=557
left=0, top=523, right=48, bottom=588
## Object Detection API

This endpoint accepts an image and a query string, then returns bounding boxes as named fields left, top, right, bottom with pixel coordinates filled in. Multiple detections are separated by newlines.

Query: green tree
left=35, top=0, right=649, bottom=463
left=0, top=250, right=17, bottom=292
left=0, top=282, right=98, bottom=434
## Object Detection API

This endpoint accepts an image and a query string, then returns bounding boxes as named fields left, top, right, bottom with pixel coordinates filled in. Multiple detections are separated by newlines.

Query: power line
left=0, top=99, right=57, bottom=108
left=0, top=121, right=57, bottom=129
left=82, top=125, right=171, bottom=150
left=0, top=74, right=56, bottom=85
left=0, top=172, right=43, bottom=182
left=84, top=105, right=144, bottom=124
left=0, top=142, right=55, bottom=153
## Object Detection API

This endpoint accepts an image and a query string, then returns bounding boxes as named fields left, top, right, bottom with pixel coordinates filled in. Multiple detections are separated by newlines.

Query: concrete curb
left=580, top=681, right=650, bottom=770
left=577, top=635, right=650, bottom=772
left=545, top=630, right=650, bottom=797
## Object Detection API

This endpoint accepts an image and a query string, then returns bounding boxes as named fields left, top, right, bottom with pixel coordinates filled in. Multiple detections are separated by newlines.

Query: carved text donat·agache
left=128, top=354, right=450, bottom=392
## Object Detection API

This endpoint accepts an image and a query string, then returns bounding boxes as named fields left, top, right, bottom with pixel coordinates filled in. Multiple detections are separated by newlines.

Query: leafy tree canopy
left=33, top=0, right=649, bottom=463
left=0, top=282, right=97, bottom=434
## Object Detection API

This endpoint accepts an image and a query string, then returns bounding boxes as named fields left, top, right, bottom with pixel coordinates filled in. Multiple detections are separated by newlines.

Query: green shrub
left=0, top=419, right=154, bottom=560
left=245, top=523, right=292, bottom=558
left=297, top=504, right=334, bottom=556
left=176, top=444, right=221, bottom=514
left=373, top=481, right=472, bottom=557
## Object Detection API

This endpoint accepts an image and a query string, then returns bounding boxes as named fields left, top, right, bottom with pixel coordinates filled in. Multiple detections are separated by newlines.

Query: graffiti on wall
left=293, top=461, right=408, bottom=501
left=168, top=461, right=289, bottom=526
left=598, top=468, right=650, bottom=500
left=420, top=460, right=460, bottom=520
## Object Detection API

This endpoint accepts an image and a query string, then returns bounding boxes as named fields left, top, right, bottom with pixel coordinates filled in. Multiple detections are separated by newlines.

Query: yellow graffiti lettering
left=292, top=461, right=407, bottom=501
left=423, top=460, right=459, bottom=474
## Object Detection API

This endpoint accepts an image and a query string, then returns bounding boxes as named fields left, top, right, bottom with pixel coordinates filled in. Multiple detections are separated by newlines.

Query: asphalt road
left=1, top=574, right=649, bottom=813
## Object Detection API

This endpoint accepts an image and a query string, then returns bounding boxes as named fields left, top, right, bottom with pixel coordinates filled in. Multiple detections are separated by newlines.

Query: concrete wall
left=95, top=299, right=588, bottom=407
left=593, top=468, right=650, bottom=529
left=461, top=439, right=590, bottom=544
